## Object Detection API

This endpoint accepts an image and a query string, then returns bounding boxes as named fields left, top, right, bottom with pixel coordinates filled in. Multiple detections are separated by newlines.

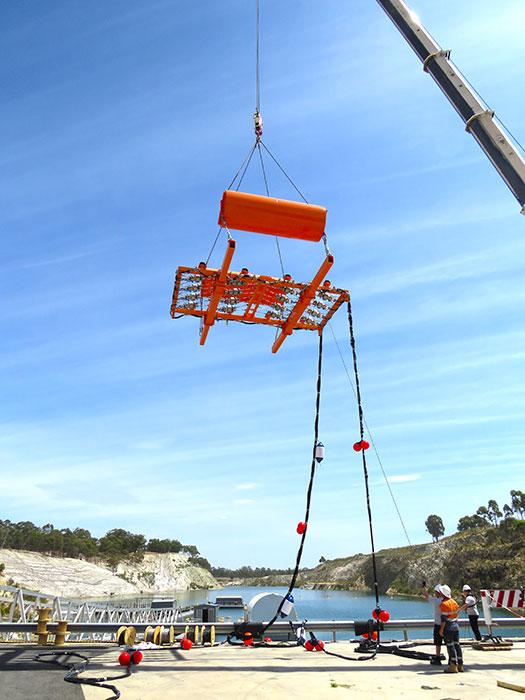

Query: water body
left=122, top=586, right=521, bottom=639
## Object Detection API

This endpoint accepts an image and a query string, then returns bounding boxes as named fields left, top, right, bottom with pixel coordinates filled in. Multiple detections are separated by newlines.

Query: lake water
left=119, top=586, right=522, bottom=640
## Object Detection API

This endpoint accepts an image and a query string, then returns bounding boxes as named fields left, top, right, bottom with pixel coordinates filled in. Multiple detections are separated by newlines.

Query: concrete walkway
left=2, top=641, right=524, bottom=699
left=84, top=640, right=525, bottom=700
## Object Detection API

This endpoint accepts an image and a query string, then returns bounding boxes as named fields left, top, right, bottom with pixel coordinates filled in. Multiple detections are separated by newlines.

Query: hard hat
left=462, top=585, right=472, bottom=592
left=438, top=585, right=451, bottom=598
left=434, top=584, right=441, bottom=592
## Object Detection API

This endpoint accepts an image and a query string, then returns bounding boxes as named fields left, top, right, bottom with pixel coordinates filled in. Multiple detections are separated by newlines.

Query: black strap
left=262, top=333, right=323, bottom=633
left=347, top=300, right=381, bottom=615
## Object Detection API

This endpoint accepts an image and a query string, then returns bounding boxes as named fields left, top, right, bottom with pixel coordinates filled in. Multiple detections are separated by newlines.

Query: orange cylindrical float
left=218, top=190, right=326, bottom=242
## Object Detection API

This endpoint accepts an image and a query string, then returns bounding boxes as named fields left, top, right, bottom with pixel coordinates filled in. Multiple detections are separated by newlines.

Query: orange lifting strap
left=170, top=239, right=349, bottom=353
left=218, top=190, right=327, bottom=242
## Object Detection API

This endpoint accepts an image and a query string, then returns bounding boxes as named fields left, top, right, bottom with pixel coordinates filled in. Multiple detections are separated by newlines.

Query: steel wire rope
left=254, top=0, right=286, bottom=281
left=205, top=142, right=258, bottom=266
left=485, top=591, right=525, bottom=619
left=255, top=0, right=261, bottom=115
left=257, top=142, right=286, bottom=277
left=328, top=320, right=457, bottom=593
left=327, top=322, right=413, bottom=547
left=259, top=141, right=309, bottom=203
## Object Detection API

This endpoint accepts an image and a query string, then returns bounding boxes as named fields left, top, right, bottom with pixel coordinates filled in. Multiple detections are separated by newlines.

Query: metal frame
left=171, top=241, right=348, bottom=352
left=376, top=0, right=525, bottom=212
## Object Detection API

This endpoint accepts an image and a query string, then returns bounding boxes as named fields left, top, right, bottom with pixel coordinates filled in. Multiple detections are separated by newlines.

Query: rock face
left=297, top=525, right=525, bottom=595
left=116, top=553, right=217, bottom=592
left=0, top=549, right=217, bottom=598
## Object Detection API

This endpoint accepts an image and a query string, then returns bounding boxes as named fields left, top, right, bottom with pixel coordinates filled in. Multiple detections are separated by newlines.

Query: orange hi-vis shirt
left=440, top=598, right=459, bottom=622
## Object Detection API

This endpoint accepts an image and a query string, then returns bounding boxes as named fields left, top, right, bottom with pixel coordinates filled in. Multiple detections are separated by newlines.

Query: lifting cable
left=328, top=320, right=443, bottom=593
left=328, top=323, right=413, bottom=548
left=205, top=0, right=316, bottom=276
left=253, top=0, right=285, bottom=278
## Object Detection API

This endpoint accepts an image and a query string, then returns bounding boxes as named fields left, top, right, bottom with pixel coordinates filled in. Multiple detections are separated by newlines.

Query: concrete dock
left=1, top=641, right=524, bottom=699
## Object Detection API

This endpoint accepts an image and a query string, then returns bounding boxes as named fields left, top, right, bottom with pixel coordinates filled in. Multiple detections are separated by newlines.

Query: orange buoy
left=218, top=190, right=326, bottom=242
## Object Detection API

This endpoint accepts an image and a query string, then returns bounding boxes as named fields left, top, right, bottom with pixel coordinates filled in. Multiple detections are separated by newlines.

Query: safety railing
left=1, top=617, right=524, bottom=642
left=0, top=584, right=183, bottom=641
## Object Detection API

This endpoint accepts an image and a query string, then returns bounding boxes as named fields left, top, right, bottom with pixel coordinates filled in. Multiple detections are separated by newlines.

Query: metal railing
left=0, top=617, right=524, bottom=642
left=0, top=584, right=184, bottom=640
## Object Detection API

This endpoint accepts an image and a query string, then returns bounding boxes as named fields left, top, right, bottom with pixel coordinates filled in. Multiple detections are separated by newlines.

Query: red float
left=372, top=609, right=379, bottom=620
left=181, top=637, right=193, bottom=650
left=353, top=440, right=370, bottom=452
left=304, top=640, right=314, bottom=651
left=379, top=610, right=390, bottom=623
left=314, top=640, right=325, bottom=651
left=118, top=651, right=131, bottom=666
left=132, top=650, right=143, bottom=665
left=371, top=630, right=378, bottom=641
left=264, top=636, right=272, bottom=643
left=296, top=521, right=307, bottom=535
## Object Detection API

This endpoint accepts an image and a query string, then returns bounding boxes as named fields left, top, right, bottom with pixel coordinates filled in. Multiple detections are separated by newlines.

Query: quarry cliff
left=0, top=549, right=218, bottom=598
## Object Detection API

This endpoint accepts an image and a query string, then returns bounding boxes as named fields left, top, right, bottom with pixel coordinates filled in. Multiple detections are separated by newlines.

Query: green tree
left=191, top=556, right=211, bottom=571
left=98, top=529, right=146, bottom=556
left=425, top=514, right=445, bottom=542
left=476, top=506, right=491, bottom=524
left=503, top=504, right=514, bottom=519
left=510, top=490, right=525, bottom=519
left=457, top=514, right=487, bottom=531
left=181, top=544, right=199, bottom=557
left=487, top=500, right=502, bottom=526
left=147, top=538, right=183, bottom=553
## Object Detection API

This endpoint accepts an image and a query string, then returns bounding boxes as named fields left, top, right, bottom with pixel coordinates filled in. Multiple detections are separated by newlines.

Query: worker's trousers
left=444, top=628, right=463, bottom=666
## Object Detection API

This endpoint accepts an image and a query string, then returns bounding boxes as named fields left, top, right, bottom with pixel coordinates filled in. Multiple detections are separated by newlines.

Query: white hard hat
left=434, top=584, right=442, bottom=592
left=462, top=585, right=472, bottom=592
left=438, top=584, right=451, bottom=598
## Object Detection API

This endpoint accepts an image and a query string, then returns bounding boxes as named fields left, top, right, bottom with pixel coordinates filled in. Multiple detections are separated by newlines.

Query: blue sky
left=2, top=0, right=524, bottom=568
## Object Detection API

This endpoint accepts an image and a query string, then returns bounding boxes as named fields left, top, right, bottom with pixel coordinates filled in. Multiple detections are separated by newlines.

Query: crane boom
left=376, top=0, right=525, bottom=213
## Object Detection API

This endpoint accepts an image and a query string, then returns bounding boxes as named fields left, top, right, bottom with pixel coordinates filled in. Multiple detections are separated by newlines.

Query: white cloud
left=234, top=482, right=259, bottom=491
left=388, top=474, right=421, bottom=484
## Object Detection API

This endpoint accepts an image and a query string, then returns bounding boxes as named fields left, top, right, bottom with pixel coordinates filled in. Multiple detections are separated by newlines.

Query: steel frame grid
left=170, top=242, right=349, bottom=352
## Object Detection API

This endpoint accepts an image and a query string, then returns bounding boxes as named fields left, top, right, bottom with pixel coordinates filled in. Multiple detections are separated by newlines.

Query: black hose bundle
left=35, top=651, right=131, bottom=700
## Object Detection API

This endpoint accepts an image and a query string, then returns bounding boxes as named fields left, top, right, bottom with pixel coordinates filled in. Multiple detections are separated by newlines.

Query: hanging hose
left=257, top=333, right=324, bottom=637
left=346, top=299, right=381, bottom=617
left=310, top=299, right=384, bottom=663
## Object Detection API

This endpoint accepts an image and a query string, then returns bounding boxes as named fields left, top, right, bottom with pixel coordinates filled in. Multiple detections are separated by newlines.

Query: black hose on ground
left=35, top=651, right=131, bottom=700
